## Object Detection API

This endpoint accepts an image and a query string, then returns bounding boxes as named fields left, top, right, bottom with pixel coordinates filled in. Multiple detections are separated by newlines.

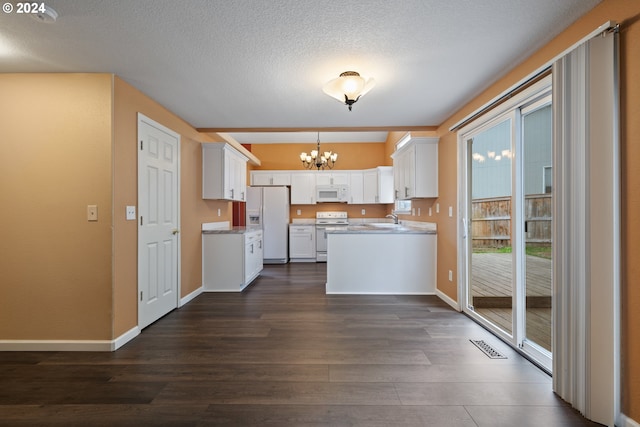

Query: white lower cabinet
left=202, top=229, right=263, bottom=291
left=289, top=225, right=316, bottom=262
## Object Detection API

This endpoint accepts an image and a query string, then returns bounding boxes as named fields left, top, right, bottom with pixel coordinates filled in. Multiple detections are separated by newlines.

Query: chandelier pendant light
left=322, top=71, right=375, bottom=111
left=300, top=132, right=338, bottom=170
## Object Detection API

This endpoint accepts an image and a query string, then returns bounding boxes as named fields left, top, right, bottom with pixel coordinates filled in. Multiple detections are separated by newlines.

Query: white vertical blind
left=552, top=27, right=619, bottom=426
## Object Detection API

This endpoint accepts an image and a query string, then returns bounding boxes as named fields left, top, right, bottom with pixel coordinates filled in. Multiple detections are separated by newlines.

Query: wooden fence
left=471, top=194, right=551, bottom=248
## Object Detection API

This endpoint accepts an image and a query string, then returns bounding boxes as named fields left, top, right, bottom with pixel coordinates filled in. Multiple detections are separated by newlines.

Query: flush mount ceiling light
left=31, top=3, right=58, bottom=23
left=322, top=71, right=375, bottom=111
left=300, top=132, right=338, bottom=170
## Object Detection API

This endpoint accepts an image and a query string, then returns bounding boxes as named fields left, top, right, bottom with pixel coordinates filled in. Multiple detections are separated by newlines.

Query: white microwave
left=316, top=185, right=349, bottom=203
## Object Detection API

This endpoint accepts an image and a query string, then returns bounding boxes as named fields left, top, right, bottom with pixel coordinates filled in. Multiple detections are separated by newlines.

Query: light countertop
left=202, top=227, right=262, bottom=235
left=326, top=223, right=436, bottom=235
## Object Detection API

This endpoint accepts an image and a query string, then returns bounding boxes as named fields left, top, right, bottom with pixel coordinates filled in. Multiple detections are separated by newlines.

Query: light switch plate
left=87, top=205, right=98, bottom=221
left=126, top=205, right=136, bottom=220
left=449, top=206, right=453, bottom=217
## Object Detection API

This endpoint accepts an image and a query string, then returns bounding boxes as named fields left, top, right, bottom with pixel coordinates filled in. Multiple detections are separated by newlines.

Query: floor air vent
left=470, top=339, right=507, bottom=359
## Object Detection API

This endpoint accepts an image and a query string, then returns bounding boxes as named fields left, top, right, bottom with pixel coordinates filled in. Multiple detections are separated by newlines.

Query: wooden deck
left=470, top=252, right=552, bottom=351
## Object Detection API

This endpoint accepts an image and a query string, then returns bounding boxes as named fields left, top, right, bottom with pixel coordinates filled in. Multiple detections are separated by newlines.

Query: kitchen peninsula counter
left=326, top=222, right=437, bottom=295
left=328, top=223, right=436, bottom=234
left=202, top=226, right=262, bottom=235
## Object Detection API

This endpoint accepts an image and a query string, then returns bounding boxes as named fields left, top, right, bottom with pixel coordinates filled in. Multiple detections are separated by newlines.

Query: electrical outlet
left=217, top=208, right=221, bottom=217
left=449, top=206, right=453, bottom=217
left=126, top=205, right=136, bottom=220
left=361, top=209, right=366, bottom=215
left=448, top=270, right=453, bottom=281
left=412, top=208, right=415, bottom=216
left=87, top=205, right=98, bottom=221
left=436, top=203, right=440, bottom=213
left=297, top=209, right=301, bottom=216
left=429, top=207, right=432, bottom=216
left=418, top=207, right=421, bottom=216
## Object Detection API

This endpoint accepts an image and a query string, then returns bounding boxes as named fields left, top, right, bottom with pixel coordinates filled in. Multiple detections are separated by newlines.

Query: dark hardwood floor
left=0, top=263, right=600, bottom=426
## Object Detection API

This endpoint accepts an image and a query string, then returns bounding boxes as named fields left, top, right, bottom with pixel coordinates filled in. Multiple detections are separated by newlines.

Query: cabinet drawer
left=245, top=230, right=262, bottom=242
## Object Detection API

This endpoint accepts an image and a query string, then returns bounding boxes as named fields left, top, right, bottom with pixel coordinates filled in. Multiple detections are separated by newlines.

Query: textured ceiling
left=0, top=0, right=600, bottom=143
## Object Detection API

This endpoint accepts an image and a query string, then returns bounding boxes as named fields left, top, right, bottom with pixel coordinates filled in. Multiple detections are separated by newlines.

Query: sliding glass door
left=521, top=98, right=552, bottom=359
left=467, top=116, right=515, bottom=337
left=461, top=81, right=552, bottom=371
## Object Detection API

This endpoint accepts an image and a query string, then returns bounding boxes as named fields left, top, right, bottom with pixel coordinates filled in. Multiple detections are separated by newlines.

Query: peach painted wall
left=250, top=142, right=388, bottom=170
left=113, top=77, right=230, bottom=337
left=432, top=0, right=640, bottom=419
left=383, top=131, right=457, bottom=298
left=0, top=74, right=114, bottom=340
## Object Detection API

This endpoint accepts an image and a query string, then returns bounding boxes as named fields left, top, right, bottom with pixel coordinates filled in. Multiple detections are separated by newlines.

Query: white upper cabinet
left=202, top=143, right=248, bottom=201
left=392, top=137, right=438, bottom=199
left=349, top=171, right=364, bottom=204
left=290, top=172, right=316, bottom=204
left=363, top=166, right=394, bottom=204
left=247, top=168, right=396, bottom=204
left=377, top=166, right=395, bottom=203
left=251, top=171, right=291, bottom=186
left=315, top=171, right=349, bottom=186
left=362, top=169, right=378, bottom=204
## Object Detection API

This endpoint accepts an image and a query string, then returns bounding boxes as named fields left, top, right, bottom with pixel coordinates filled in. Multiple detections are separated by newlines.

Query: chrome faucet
left=386, top=213, right=399, bottom=224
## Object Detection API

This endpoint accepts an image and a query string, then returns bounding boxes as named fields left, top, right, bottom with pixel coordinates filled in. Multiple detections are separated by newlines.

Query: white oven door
left=316, top=226, right=328, bottom=253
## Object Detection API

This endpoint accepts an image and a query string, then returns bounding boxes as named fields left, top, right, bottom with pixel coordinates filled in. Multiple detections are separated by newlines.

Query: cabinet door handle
left=250, top=243, right=254, bottom=253
left=231, top=188, right=235, bottom=198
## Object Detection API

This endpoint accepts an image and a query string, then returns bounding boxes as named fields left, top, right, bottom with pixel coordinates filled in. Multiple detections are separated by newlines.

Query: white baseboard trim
left=0, top=326, right=141, bottom=352
left=180, top=285, right=203, bottom=307
left=112, top=326, right=140, bottom=351
left=621, top=414, right=640, bottom=427
left=326, top=290, right=437, bottom=295
left=0, top=339, right=113, bottom=352
left=436, top=288, right=461, bottom=311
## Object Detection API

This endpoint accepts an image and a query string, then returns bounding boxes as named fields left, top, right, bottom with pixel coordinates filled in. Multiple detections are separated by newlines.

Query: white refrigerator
left=246, top=186, right=290, bottom=264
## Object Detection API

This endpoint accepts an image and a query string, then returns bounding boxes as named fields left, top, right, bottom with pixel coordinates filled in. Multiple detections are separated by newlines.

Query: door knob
left=172, top=229, right=180, bottom=235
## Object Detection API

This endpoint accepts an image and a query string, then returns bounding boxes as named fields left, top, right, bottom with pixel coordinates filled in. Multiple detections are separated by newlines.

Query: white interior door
left=138, top=114, right=180, bottom=329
